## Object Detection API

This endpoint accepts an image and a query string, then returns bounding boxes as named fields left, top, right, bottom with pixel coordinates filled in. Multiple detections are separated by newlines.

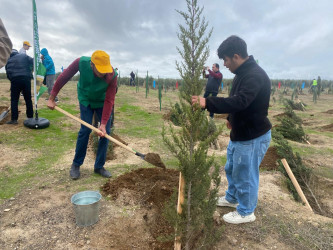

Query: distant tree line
left=0, top=72, right=332, bottom=93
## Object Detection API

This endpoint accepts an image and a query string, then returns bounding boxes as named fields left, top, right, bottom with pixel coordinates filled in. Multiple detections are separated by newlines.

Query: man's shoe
left=70, top=164, right=80, bottom=180
left=94, top=168, right=112, bottom=178
left=223, top=211, right=256, bottom=224
left=217, top=196, right=238, bottom=208
left=6, top=120, right=18, bottom=125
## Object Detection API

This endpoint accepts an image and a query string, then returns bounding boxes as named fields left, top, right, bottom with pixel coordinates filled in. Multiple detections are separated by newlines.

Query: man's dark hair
left=214, top=63, right=219, bottom=69
left=217, top=35, right=248, bottom=59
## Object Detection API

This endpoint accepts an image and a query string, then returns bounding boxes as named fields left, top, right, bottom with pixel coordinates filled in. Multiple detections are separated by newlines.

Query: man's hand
left=226, top=120, right=232, bottom=130
left=192, top=96, right=206, bottom=108
left=98, top=124, right=106, bottom=137
left=206, top=66, right=210, bottom=71
left=47, top=96, right=56, bottom=110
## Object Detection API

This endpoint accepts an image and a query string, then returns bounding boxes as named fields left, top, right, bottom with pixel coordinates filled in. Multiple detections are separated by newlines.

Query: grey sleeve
left=0, top=18, right=13, bottom=69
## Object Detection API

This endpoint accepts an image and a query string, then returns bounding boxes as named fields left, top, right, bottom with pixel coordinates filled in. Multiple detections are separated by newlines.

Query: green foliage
left=284, top=99, right=306, bottom=111
left=162, top=0, right=223, bottom=248
left=275, top=100, right=308, bottom=142
left=169, top=102, right=184, bottom=126
left=272, top=130, right=310, bottom=201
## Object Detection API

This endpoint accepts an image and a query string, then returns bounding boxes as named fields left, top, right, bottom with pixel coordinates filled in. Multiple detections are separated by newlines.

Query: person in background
left=40, top=48, right=57, bottom=102
left=130, top=71, right=135, bottom=86
left=47, top=50, right=117, bottom=179
left=192, top=35, right=272, bottom=224
left=19, top=41, right=31, bottom=54
left=5, top=49, right=34, bottom=124
left=202, top=63, right=223, bottom=118
left=0, top=18, right=13, bottom=68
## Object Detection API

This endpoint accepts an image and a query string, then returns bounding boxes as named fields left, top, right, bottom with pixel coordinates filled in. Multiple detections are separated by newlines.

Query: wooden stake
left=174, top=172, right=185, bottom=250
left=281, top=158, right=313, bottom=212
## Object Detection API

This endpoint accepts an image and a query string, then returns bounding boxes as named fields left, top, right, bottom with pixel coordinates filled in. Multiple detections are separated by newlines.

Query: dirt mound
left=102, top=168, right=179, bottom=249
left=214, top=114, right=229, bottom=119
left=320, top=123, right=333, bottom=132
left=162, top=110, right=172, bottom=121
left=260, top=147, right=279, bottom=171
left=323, top=109, right=333, bottom=114
left=273, top=112, right=286, bottom=118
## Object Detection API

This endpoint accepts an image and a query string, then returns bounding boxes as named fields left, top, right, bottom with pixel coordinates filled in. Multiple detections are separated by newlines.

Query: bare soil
left=102, top=168, right=179, bottom=249
left=0, top=82, right=332, bottom=249
left=260, top=146, right=279, bottom=171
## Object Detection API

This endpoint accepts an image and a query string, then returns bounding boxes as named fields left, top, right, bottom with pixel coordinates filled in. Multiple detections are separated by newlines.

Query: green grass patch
left=117, top=104, right=163, bottom=138
left=304, top=129, right=333, bottom=138
left=0, top=96, right=9, bottom=101
left=313, top=166, right=333, bottom=179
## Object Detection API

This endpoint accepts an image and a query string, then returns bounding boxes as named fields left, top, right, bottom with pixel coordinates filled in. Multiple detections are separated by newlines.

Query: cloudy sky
left=1, top=0, right=332, bottom=80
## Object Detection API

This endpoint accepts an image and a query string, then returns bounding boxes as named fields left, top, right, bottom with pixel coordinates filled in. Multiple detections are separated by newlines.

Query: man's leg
left=72, top=104, right=94, bottom=167
left=233, top=131, right=271, bottom=216
left=224, top=140, right=238, bottom=203
left=22, top=78, right=33, bottom=118
left=93, top=107, right=112, bottom=177
left=217, top=140, right=239, bottom=207
left=9, top=80, right=21, bottom=121
left=46, top=74, right=57, bottom=101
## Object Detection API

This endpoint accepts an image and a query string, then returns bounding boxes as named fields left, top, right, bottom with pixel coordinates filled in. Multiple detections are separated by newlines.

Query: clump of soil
left=162, top=110, right=172, bottom=121
left=214, top=114, right=229, bottom=119
left=101, top=168, right=179, bottom=249
left=320, top=123, right=333, bottom=132
left=260, top=147, right=279, bottom=171
left=273, top=112, right=286, bottom=118
left=323, top=109, right=333, bottom=114
left=144, top=153, right=166, bottom=169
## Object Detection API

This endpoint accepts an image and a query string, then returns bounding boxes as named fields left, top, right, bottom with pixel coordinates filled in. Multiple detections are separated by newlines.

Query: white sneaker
left=217, top=196, right=238, bottom=208
left=223, top=211, right=256, bottom=224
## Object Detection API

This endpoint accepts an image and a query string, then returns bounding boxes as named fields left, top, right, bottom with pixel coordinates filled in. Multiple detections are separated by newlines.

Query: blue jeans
left=72, top=103, right=112, bottom=170
left=203, top=91, right=218, bottom=118
left=224, top=130, right=271, bottom=216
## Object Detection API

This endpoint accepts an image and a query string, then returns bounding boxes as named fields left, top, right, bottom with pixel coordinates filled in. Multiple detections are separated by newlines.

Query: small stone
left=4, top=209, right=10, bottom=212
left=9, top=197, right=15, bottom=201
left=87, top=240, right=90, bottom=244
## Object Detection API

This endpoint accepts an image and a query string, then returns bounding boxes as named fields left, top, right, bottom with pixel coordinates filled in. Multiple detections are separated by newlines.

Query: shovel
left=0, top=107, right=10, bottom=122
left=54, top=106, right=166, bottom=169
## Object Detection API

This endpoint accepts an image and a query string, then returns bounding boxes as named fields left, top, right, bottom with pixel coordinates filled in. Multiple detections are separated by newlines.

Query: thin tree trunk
left=185, top=181, right=192, bottom=250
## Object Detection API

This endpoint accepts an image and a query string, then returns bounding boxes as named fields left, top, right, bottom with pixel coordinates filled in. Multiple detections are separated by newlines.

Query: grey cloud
left=1, top=0, right=332, bottom=79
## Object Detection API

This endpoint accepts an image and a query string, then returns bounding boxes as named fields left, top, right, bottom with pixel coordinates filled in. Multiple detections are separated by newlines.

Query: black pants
left=10, top=77, right=33, bottom=120
left=203, top=91, right=218, bottom=118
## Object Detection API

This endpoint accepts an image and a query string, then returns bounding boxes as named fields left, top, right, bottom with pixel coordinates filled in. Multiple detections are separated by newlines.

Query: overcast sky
left=1, top=0, right=332, bottom=80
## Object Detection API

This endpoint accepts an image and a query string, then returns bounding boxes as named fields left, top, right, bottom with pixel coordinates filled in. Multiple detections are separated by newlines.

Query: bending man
left=47, top=50, right=117, bottom=179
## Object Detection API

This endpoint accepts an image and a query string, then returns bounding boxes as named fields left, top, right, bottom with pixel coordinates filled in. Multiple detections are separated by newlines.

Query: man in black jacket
left=5, top=49, right=34, bottom=124
left=192, top=35, right=271, bottom=224
left=202, top=63, right=223, bottom=118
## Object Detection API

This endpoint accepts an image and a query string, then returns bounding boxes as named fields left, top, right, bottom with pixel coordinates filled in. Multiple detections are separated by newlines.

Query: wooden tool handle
left=281, top=158, right=313, bottom=212
left=54, top=106, right=136, bottom=154
left=174, top=172, right=185, bottom=250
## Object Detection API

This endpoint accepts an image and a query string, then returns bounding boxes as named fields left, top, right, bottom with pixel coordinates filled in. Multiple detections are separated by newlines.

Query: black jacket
left=206, top=56, right=272, bottom=141
left=5, top=51, right=33, bottom=81
left=204, top=70, right=223, bottom=94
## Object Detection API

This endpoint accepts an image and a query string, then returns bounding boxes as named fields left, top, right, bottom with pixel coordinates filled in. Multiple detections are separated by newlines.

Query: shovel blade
left=0, top=109, right=10, bottom=122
